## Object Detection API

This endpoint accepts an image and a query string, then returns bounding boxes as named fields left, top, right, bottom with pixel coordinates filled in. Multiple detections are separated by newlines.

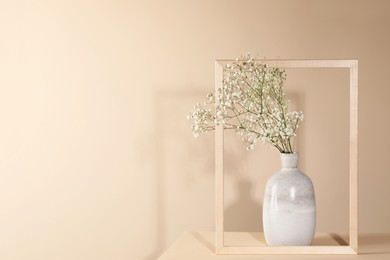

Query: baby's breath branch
left=188, top=54, right=304, bottom=153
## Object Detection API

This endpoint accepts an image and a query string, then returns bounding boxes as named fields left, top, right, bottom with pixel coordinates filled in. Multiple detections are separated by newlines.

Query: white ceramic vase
left=262, top=153, right=316, bottom=246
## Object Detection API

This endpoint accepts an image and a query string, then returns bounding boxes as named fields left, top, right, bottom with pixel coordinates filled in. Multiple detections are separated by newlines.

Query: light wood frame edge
left=218, top=246, right=356, bottom=255
left=215, top=59, right=358, bottom=255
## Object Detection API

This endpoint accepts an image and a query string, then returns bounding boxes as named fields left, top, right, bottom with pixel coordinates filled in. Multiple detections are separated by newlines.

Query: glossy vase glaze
left=263, top=153, right=316, bottom=246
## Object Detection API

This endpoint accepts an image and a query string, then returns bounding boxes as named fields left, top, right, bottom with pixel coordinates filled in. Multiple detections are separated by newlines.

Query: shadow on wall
left=144, top=89, right=215, bottom=260
left=224, top=179, right=262, bottom=232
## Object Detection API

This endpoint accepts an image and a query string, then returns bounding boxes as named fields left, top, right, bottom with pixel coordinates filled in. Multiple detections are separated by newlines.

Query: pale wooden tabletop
left=158, top=232, right=390, bottom=260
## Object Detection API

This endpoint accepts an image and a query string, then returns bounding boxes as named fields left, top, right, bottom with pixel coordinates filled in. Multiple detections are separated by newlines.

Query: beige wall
left=1, top=0, right=389, bottom=259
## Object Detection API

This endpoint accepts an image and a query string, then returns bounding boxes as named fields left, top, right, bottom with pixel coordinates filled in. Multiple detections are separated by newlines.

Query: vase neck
left=280, top=153, right=299, bottom=169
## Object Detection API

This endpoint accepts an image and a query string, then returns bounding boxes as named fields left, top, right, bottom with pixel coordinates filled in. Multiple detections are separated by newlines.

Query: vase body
left=263, top=153, right=316, bottom=246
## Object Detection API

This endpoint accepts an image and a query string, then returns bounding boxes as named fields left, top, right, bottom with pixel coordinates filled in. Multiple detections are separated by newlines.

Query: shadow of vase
left=224, top=179, right=263, bottom=232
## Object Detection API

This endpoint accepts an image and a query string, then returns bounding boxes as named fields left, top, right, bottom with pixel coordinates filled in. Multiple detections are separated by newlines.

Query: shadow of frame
left=144, top=89, right=215, bottom=260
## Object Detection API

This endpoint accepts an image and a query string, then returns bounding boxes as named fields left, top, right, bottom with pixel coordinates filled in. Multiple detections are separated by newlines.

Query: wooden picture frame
left=215, top=59, right=358, bottom=255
